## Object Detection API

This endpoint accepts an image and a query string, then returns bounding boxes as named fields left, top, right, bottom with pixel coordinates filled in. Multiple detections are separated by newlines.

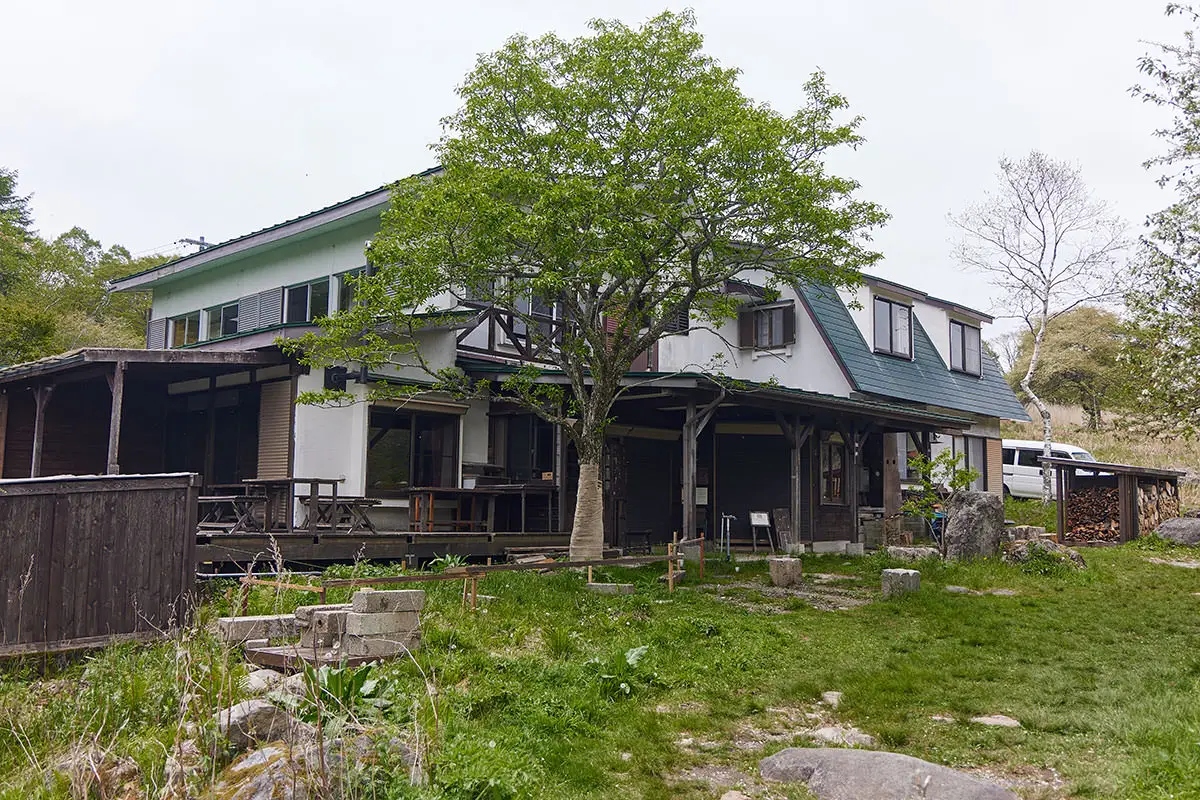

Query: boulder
left=760, top=747, right=1017, bottom=800
left=881, top=568, right=920, bottom=598
left=1002, top=538, right=1085, bottom=569
left=209, top=735, right=413, bottom=800
left=214, top=699, right=315, bottom=750
left=243, top=668, right=285, bottom=694
left=768, top=557, right=803, bottom=587
left=885, top=546, right=941, bottom=562
left=1156, top=517, right=1200, bottom=546
left=943, top=492, right=1005, bottom=560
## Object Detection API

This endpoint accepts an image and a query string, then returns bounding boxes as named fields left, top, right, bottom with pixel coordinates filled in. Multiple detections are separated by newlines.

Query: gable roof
left=797, top=282, right=1030, bottom=422
left=109, top=167, right=442, bottom=292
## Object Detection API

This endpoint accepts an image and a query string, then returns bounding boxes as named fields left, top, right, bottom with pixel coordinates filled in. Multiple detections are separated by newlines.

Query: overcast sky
left=1, top=1, right=1181, bottom=334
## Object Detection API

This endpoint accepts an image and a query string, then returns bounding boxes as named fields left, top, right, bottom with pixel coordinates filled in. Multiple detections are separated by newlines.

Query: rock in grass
left=242, top=668, right=285, bottom=694
left=821, top=691, right=843, bottom=709
left=881, top=568, right=920, bottom=598
left=943, top=491, right=1005, bottom=560
left=768, top=556, right=804, bottom=587
left=969, top=714, right=1021, bottom=728
left=214, top=699, right=314, bottom=750
left=807, top=724, right=875, bottom=747
left=760, top=747, right=1017, bottom=799
left=1002, top=539, right=1085, bottom=569
left=1156, top=517, right=1200, bottom=546
left=885, top=546, right=941, bottom=561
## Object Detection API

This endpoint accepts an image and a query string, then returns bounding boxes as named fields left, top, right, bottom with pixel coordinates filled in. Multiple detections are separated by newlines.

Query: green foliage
left=586, top=644, right=657, bottom=701
left=275, top=661, right=392, bottom=723
left=1126, top=5, right=1200, bottom=437
left=428, top=553, right=469, bottom=573
left=0, top=169, right=163, bottom=365
left=1005, top=496, right=1058, bottom=533
left=1006, top=306, right=1130, bottom=428
left=900, top=449, right=980, bottom=528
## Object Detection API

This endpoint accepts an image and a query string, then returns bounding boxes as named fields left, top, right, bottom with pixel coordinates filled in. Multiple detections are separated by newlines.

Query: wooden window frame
left=873, top=296, right=913, bottom=359
left=949, top=319, right=982, bottom=376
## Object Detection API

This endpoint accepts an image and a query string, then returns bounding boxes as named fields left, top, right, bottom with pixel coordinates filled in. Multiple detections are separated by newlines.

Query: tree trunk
left=1019, top=311, right=1054, bottom=504
left=568, top=461, right=605, bottom=561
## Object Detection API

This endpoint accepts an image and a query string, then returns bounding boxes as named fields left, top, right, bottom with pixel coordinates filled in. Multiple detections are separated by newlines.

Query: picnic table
left=297, top=494, right=382, bottom=534
left=197, top=493, right=268, bottom=534
left=403, top=483, right=556, bottom=533
left=242, top=477, right=345, bottom=535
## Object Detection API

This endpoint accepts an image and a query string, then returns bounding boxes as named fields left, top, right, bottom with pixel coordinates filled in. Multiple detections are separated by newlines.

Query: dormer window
left=949, top=320, right=982, bottom=376
left=738, top=301, right=796, bottom=350
left=873, top=297, right=912, bottom=359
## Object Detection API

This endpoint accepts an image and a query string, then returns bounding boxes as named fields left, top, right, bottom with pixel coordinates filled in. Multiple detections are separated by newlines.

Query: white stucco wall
left=292, top=370, right=371, bottom=496
left=658, top=285, right=852, bottom=396
left=149, top=217, right=380, bottom=321
left=462, top=397, right=490, bottom=464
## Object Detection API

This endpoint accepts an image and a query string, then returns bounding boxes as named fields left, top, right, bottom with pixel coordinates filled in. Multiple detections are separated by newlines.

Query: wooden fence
left=0, top=473, right=199, bottom=655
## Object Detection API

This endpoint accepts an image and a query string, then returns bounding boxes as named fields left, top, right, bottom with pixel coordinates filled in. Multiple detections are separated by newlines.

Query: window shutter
left=604, top=314, right=620, bottom=334
left=257, top=288, right=284, bottom=327
left=738, top=310, right=754, bottom=348
left=237, top=294, right=261, bottom=332
left=146, top=318, right=167, bottom=349
left=664, top=305, right=689, bottom=334
left=782, top=304, right=796, bottom=344
left=257, top=380, right=293, bottom=480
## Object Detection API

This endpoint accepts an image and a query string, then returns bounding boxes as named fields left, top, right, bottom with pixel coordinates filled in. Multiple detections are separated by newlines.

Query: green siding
left=798, top=283, right=1030, bottom=422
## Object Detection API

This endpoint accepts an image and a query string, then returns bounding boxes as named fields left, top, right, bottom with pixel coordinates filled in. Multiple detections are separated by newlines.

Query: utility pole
left=177, top=236, right=211, bottom=251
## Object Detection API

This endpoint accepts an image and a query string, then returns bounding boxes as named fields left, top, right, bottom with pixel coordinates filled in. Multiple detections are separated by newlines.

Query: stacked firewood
left=1138, top=480, right=1180, bottom=535
left=1065, top=487, right=1121, bottom=542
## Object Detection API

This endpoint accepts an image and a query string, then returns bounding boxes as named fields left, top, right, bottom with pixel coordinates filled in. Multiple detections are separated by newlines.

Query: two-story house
left=0, top=172, right=1027, bottom=556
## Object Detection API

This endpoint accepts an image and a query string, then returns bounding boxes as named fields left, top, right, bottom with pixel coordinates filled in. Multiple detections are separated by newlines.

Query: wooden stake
left=471, top=577, right=478, bottom=611
left=587, top=566, right=593, bottom=584
left=667, top=543, right=675, bottom=594
left=699, top=537, right=705, bottom=580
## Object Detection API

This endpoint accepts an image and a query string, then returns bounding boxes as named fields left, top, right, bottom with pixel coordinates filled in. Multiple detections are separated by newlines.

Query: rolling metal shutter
left=256, top=380, right=293, bottom=479
left=146, top=318, right=167, bottom=349
left=986, top=437, right=1003, bottom=494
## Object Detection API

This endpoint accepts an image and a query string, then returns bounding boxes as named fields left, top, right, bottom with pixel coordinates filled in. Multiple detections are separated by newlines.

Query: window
left=898, top=431, right=924, bottom=482
left=1016, top=449, right=1041, bottom=468
left=821, top=433, right=847, bottom=504
left=949, top=320, right=982, bottom=375
left=739, top=302, right=795, bottom=349
left=285, top=278, right=330, bottom=323
left=1002, top=447, right=1015, bottom=465
left=337, top=269, right=364, bottom=311
left=170, top=311, right=200, bottom=348
left=206, top=303, right=238, bottom=340
left=367, top=407, right=459, bottom=493
left=873, top=297, right=912, bottom=358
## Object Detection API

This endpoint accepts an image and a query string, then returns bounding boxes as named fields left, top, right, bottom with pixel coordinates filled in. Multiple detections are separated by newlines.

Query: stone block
left=586, top=582, right=636, bottom=595
left=344, top=610, right=420, bottom=637
left=293, top=603, right=350, bottom=625
left=845, top=543, right=865, bottom=556
left=1005, top=525, right=1046, bottom=542
left=351, top=589, right=426, bottom=613
left=811, top=540, right=848, bottom=554
left=881, top=568, right=920, bottom=598
left=216, top=614, right=298, bottom=643
left=343, top=631, right=421, bottom=658
left=768, top=557, right=803, bottom=587
left=299, top=608, right=348, bottom=648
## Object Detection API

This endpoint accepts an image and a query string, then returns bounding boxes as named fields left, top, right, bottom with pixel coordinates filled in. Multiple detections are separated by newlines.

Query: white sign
left=749, top=511, right=770, bottom=527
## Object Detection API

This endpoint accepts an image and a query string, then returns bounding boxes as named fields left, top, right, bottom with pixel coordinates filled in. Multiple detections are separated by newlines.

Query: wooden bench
left=297, top=495, right=382, bottom=534
left=198, top=494, right=268, bottom=534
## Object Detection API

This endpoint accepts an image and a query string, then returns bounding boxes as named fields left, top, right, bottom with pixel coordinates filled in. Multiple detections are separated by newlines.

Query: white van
left=1002, top=439, right=1098, bottom=499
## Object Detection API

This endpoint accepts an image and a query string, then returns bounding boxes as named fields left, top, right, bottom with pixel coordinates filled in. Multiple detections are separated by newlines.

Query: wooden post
left=587, top=565, right=593, bottom=584
left=105, top=361, right=126, bottom=474
left=698, top=537, right=705, bottom=580
left=1055, top=464, right=1067, bottom=544
left=1118, top=473, right=1137, bottom=543
left=846, top=427, right=862, bottom=543
left=667, top=542, right=676, bottom=594
left=682, top=399, right=697, bottom=541
left=471, top=577, right=478, bottom=611
left=882, top=432, right=900, bottom=544
left=30, top=385, right=53, bottom=478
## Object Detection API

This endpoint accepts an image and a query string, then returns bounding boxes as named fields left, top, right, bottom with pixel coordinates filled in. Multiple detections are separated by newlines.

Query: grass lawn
left=4, top=543, right=1200, bottom=799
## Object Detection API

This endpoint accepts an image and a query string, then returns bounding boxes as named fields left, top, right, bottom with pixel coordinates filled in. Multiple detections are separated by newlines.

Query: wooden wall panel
left=986, top=437, right=1003, bottom=494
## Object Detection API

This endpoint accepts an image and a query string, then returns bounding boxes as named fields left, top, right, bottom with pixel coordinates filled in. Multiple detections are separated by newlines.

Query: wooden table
left=243, top=477, right=345, bottom=534
left=297, top=495, right=382, bottom=534
left=404, top=483, right=556, bottom=534
left=198, top=494, right=268, bottom=534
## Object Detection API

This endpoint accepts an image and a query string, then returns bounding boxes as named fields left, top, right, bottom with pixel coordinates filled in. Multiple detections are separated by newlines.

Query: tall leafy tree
left=1006, top=306, right=1129, bottom=429
left=0, top=167, right=35, bottom=295
left=289, top=11, right=887, bottom=559
left=952, top=152, right=1127, bottom=501
left=1127, top=4, right=1200, bottom=437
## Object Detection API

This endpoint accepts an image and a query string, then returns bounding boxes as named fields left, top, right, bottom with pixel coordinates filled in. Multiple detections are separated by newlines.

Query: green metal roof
left=797, top=282, right=1030, bottom=422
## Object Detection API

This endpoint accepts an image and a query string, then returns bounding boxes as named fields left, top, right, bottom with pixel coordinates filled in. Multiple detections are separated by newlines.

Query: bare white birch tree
left=952, top=151, right=1127, bottom=503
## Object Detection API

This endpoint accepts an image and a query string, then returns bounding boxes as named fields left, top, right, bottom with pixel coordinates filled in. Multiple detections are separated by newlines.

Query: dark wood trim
left=30, top=385, right=53, bottom=477
left=105, top=361, right=126, bottom=474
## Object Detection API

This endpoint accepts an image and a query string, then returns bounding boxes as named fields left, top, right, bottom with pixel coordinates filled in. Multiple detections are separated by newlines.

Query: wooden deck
left=196, top=530, right=572, bottom=565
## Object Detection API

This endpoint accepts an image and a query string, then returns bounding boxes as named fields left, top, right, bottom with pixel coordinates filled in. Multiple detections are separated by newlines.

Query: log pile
left=1065, top=486, right=1121, bottom=542
left=1139, top=480, right=1180, bottom=535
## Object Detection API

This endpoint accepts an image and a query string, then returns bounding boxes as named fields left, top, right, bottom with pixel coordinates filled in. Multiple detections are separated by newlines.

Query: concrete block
left=216, top=614, right=298, bottom=643
left=343, top=632, right=421, bottom=657
left=881, top=568, right=921, bottom=598
left=299, top=608, right=348, bottom=648
left=812, top=540, right=849, bottom=554
left=344, top=611, right=420, bottom=636
left=351, top=589, right=426, bottom=613
left=293, top=603, right=350, bottom=625
left=768, top=557, right=803, bottom=587
left=586, top=582, right=636, bottom=595
left=845, top=543, right=865, bottom=557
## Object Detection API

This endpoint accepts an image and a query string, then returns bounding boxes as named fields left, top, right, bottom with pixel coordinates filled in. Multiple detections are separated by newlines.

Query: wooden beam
left=30, top=385, right=53, bottom=478
left=105, top=361, right=126, bottom=474
left=682, top=399, right=697, bottom=540
left=789, top=414, right=802, bottom=551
